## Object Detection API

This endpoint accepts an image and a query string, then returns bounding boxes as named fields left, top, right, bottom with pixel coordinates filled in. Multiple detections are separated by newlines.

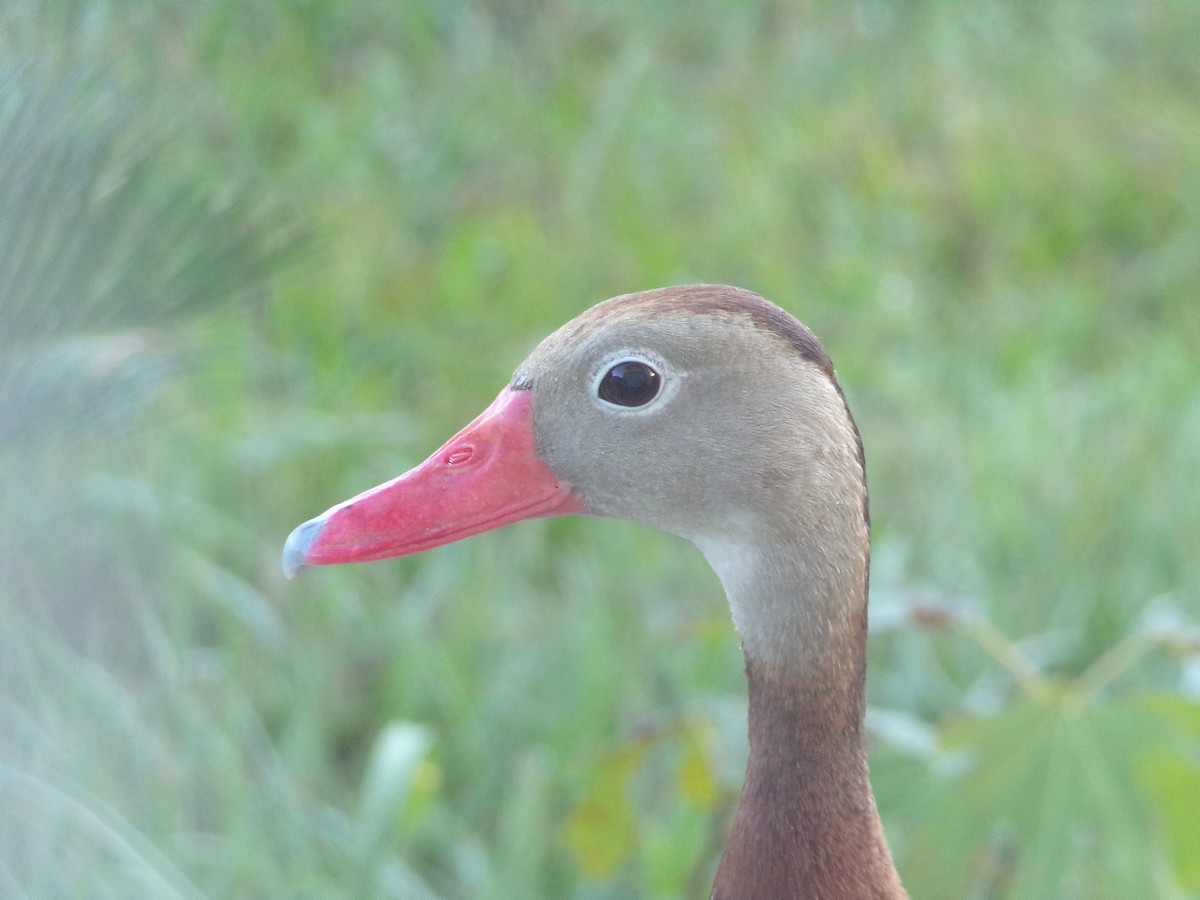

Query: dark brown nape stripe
left=624, top=286, right=866, bottom=500
left=683, top=286, right=869, bottom=532
left=562, top=284, right=868, bottom=519
left=520, top=283, right=869, bottom=526
left=721, top=290, right=837, bottom=379
left=618, top=284, right=837, bottom=377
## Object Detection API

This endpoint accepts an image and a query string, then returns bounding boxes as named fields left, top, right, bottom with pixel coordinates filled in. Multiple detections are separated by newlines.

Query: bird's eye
left=598, top=359, right=661, bottom=407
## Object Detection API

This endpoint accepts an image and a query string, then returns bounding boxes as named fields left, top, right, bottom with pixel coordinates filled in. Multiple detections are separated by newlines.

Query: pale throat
left=691, top=517, right=868, bottom=675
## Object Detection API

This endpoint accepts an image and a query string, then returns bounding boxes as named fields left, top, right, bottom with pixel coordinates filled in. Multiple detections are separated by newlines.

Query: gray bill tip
left=282, top=517, right=327, bottom=579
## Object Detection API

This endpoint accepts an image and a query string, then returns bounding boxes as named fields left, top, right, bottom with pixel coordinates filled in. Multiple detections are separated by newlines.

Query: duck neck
left=711, top=652, right=904, bottom=899
left=697, top=535, right=905, bottom=899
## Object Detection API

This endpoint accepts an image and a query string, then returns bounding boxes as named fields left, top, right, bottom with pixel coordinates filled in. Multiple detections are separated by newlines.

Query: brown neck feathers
left=710, top=656, right=906, bottom=900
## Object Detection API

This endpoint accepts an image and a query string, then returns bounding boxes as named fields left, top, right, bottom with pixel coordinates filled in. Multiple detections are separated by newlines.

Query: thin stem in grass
left=958, top=614, right=1053, bottom=702
left=0, top=766, right=205, bottom=900
left=1076, top=630, right=1159, bottom=699
left=960, top=612, right=1186, bottom=702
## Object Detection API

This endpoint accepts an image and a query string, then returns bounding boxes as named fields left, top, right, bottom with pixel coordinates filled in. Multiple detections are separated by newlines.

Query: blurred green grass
left=1, top=0, right=1198, bottom=897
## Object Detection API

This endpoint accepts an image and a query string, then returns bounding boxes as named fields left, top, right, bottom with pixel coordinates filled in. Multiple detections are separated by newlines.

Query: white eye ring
left=589, top=351, right=677, bottom=414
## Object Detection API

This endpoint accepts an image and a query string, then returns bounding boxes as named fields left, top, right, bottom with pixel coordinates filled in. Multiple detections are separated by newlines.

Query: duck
left=283, top=284, right=907, bottom=899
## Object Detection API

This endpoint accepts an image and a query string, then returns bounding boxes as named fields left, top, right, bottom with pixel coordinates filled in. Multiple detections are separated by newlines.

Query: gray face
left=511, top=294, right=863, bottom=550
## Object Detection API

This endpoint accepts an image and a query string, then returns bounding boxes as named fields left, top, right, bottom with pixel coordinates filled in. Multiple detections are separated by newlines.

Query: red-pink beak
left=282, top=387, right=583, bottom=578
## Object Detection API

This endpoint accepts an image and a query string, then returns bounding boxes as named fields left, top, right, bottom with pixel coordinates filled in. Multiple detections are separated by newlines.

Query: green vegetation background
left=1, top=1, right=1197, bottom=897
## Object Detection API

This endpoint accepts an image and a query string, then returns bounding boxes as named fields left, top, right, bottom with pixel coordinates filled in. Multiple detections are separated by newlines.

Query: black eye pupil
left=598, top=360, right=661, bottom=407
